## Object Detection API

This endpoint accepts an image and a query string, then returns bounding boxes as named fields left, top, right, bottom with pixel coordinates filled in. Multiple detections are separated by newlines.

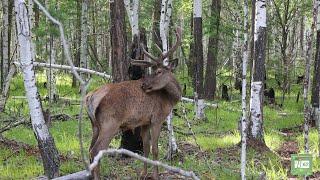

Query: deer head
left=131, top=27, right=182, bottom=94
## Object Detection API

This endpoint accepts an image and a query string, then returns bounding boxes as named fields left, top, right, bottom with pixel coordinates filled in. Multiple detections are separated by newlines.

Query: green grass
left=0, top=72, right=317, bottom=179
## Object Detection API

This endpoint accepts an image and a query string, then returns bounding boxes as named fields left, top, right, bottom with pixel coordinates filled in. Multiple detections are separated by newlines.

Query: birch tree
left=192, top=0, right=205, bottom=120
left=14, top=0, right=60, bottom=178
left=248, top=0, right=267, bottom=144
left=159, top=0, right=178, bottom=159
left=124, top=0, right=139, bottom=37
left=1, top=0, right=9, bottom=88
left=241, top=0, right=249, bottom=178
left=80, top=0, right=89, bottom=80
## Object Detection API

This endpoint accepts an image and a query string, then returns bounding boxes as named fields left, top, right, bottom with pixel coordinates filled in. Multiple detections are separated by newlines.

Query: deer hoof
left=140, top=170, right=148, bottom=180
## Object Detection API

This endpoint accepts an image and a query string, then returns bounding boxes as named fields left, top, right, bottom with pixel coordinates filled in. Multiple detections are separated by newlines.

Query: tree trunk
left=80, top=0, right=89, bottom=80
left=47, top=36, right=57, bottom=103
left=110, top=0, right=129, bottom=83
left=248, top=0, right=267, bottom=146
left=2, top=0, right=9, bottom=89
left=72, top=0, right=82, bottom=88
left=248, top=0, right=256, bottom=91
left=241, top=0, right=249, bottom=178
left=311, top=4, right=320, bottom=126
left=204, top=0, right=221, bottom=100
left=14, top=0, right=60, bottom=178
left=193, top=0, right=204, bottom=98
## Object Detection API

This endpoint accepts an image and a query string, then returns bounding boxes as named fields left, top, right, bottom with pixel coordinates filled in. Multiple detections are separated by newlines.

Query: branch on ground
left=53, top=148, right=200, bottom=180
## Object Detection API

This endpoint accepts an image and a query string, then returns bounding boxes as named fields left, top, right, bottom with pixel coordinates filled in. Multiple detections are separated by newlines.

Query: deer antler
left=141, top=27, right=182, bottom=65
left=161, top=27, right=182, bottom=60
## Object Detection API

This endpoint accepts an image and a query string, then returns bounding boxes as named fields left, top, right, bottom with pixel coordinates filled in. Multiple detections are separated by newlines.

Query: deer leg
left=90, top=121, right=119, bottom=180
left=140, top=125, right=150, bottom=178
left=150, top=124, right=161, bottom=180
left=89, top=125, right=99, bottom=158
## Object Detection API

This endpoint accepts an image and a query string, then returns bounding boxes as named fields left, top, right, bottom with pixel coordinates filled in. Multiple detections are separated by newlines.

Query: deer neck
left=163, top=79, right=181, bottom=104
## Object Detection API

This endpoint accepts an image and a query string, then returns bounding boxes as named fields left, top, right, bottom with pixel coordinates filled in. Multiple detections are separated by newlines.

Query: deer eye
left=156, top=69, right=162, bottom=74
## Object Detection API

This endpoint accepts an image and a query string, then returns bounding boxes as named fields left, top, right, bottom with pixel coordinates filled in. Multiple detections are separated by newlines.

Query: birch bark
left=241, top=0, right=249, bottom=178
left=80, top=0, right=89, bottom=80
left=2, top=0, right=9, bottom=88
left=248, top=0, right=267, bottom=143
left=14, top=0, right=60, bottom=178
left=159, top=0, right=178, bottom=159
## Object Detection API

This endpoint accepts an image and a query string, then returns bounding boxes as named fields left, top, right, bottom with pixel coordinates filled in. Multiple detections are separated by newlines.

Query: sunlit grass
left=0, top=71, right=314, bottom=179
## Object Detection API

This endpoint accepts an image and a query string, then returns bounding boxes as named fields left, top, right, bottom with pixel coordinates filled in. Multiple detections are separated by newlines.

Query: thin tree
left=248, top=0, right=267, bottom=146
left=1, top=0, right=9, bottom=88
left=204, top=0, right=221, bottom=100
left=241, top=0, right=249, bottom=178
left=159, top=0, right=179, bottom=159
left=80, top=0, right=89, bottom=80
left=14, top=0, right=60, bottom=178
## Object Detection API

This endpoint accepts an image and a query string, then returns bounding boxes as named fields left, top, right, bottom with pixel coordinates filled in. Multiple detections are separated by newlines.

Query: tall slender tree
left=248, top=0, right=267, bottom=145
left=241, top=0, right=249, bottom=178
left=204, top=0, right=221, bottom=100
left=1, top=0, right=9, bottom=88
left=80, top=0, right=89, bottom=80
left=14, top=0, right=60, bottom=178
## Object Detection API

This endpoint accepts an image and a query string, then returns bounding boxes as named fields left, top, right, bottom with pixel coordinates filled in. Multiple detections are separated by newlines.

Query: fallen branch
left=53, top=148, right=200, bottom=180
left=0, top=118, right=28, bottom=134
left=181, top=97, right=218, bottom=108
left=13, top=61, right=111, bottom=79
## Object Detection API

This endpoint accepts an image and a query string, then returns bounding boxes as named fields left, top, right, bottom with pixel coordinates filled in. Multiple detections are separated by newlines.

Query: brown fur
left=86, top=70, right=181, bottom=179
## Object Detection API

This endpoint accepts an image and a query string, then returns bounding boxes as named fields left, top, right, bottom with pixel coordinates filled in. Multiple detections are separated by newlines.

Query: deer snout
left=141, top=82, right=152, bottom=92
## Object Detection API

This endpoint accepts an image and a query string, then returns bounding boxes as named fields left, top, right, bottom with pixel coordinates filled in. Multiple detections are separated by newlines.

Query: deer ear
left=168, top=58, right=178, bottom=71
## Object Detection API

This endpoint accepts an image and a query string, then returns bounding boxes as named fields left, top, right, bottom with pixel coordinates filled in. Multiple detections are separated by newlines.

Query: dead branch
left=53, top=148, right=200, bottom=180
left=13, top=61, right=111, bottom=79
left=0, top=118, right=28, bottom=134
left=181, top=97, right=218, bottom=108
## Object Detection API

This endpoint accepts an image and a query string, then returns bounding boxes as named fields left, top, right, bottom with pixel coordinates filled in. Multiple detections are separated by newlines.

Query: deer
left=85, top=27, right=182, bottom=180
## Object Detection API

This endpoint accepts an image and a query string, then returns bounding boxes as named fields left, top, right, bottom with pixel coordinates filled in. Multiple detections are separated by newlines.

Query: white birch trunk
left=124, top=0, right=139, bottom=37
left=249, top=81, right=263, bottom=137
left=194, top=92, right=205, bottom=119
left=193, top=0, right=205, bottom=120
left=14, top=0, right=59, bottom=177
left=47, top=38, right=57, bottom=102
left=160, top=0, right=178, bottom=158
left=249, top=0, right=266, bottom=140
left=2, top=0, right=9, bottom=88
left=241, top=0, right=249, bottom=179
left=80, top=0, right=89, bottom=79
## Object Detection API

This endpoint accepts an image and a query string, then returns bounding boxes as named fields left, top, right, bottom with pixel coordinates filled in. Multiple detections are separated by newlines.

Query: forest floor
left=0, top=72, right=319, bottom=179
